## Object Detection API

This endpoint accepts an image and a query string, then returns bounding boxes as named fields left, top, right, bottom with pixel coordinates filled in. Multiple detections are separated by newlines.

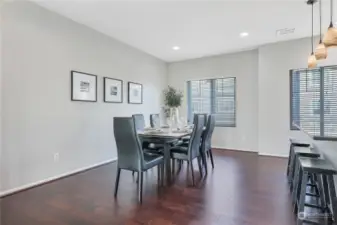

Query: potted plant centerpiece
left=163, top=86, right=183, bottom=128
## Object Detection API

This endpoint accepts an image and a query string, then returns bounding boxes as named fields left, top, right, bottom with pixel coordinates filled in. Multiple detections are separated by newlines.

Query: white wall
left=168, top=37, right=337, bottom=157
left=168, top=50, right=259, bottom=152
left=0, top=1, right=167, bottom=194
left=258, top=37, right=337, bottom=157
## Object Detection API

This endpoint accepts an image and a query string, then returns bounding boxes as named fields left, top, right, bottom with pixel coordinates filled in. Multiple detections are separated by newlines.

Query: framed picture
left=104, top=77, right=123, bottom=103
left=128, top=82, right=143, bottom=104
left=71, top=71, right=97, bottom=102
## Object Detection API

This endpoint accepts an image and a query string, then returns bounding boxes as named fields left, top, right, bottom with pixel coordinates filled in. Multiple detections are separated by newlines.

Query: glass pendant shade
left=323, top=0, right=337, bottom=47
left=308, top=53, right=317, bottom=68
left=315, top=42, right=327, bottom=59
left=323, top=25, right=337, bottom=47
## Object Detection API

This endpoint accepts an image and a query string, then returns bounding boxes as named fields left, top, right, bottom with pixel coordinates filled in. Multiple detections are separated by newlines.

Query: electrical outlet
left=53, top=152, right=59, bottom=162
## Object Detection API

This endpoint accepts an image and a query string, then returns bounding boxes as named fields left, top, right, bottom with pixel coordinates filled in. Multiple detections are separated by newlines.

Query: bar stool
left=294, top=157, right=337, bottom=225
left=288, top=146, right=320, bottom=190
left=287, top=138, right=311, bottom=182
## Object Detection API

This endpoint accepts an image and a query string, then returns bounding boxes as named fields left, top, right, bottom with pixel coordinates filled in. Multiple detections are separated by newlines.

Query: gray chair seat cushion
left=299, top=157, right=337, bottom=175
left=143, top=153, right=164, bottom=170
left=148, top=143, right=164, bottom=149
left=170, top=147, right=188, bottom=160
left=182, top=136, right=190, bottom=142
left=177, top=142, right=188, bottom=148
left=144, top=148, right=163, bottom=155
left=290, top=138, right=311, bottom=147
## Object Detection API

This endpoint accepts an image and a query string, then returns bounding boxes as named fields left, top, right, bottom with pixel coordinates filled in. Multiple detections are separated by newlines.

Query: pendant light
left=315, top=0, right=327, bottom=59
left=308, top=1, right=317, bottom=68
left=323, top=0, right=337, bottom=47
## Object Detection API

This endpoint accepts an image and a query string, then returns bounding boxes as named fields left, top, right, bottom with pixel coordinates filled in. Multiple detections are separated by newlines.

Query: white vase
left=169, top=107, right=179, bottom=129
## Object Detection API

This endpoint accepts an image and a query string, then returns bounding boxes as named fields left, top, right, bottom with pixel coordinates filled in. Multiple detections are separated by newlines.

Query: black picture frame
left=71, top=70, right=98, bottom=102
left=103, top=77, right=123, bottom=103
left=128, top=82, right=143, bottom=104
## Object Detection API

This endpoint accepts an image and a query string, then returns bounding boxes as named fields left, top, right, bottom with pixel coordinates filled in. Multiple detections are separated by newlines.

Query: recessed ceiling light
left=172, top=46, right=180, bottom=50
left=240, top=32, right=249, bottom=37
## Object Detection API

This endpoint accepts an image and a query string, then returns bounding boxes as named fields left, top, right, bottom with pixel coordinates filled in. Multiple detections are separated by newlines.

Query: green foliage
left=163, top=86, right=183, bottom=108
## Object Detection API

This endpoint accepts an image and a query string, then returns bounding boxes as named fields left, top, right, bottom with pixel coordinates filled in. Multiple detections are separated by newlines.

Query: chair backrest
left=188, top=114, right=205, bottom=159
left=193, top=113, right=208, bottom=125
left=114, top=117, right=143, bottom=171
left=132, top=114, right=145, bottom=131
left=150, top=114, right=160, bottom=128
left=201, top=114, right=216, bottom=153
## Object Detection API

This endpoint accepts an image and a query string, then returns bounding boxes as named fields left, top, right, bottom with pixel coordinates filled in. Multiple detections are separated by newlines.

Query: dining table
left=138, top=128, right=192, bottom=185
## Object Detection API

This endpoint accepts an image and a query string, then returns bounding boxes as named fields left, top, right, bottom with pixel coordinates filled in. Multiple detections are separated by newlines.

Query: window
left=290, top=66, right=337, bottom=139
left=187, top=77, right=236, bottom=127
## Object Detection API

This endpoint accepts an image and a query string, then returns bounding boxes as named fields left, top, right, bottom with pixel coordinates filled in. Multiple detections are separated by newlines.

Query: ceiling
left=31, top=0, right=337, bottom=62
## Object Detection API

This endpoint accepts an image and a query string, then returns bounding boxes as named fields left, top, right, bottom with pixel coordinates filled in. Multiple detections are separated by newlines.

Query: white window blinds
left=187, top=77, right=236, bottom=127
left=290, top=66, right=337, bottom=138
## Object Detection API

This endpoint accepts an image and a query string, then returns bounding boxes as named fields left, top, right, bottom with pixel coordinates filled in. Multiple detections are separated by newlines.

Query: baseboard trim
left=212, top=146, right=258, bottom=153
left=213, top=147, right=288, bottom=158
left=0, top=157, right=117, bottom=198
left=258, top=152, right=288, bottom=158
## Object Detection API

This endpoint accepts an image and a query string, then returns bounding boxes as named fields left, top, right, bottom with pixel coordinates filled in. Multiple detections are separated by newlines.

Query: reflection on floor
left=1, top=149, right=296, bottom=225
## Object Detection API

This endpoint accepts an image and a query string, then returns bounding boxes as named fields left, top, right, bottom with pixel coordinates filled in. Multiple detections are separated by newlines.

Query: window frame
left=290, top=66, right=337, bottom=141
left=187, top=77, right=237, bottom=127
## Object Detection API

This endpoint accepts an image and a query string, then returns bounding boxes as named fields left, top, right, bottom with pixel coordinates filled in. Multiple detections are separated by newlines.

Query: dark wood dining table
left=138, top=129, right=192, bottom=185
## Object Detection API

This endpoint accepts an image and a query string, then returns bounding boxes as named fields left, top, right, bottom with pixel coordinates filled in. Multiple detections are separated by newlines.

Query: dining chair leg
left=138, top=172, right=143, bottom=203
left=190, top=160, right=195, bottom=186
left=114, top=168, right=121, bottom=197
left=132, top=171, right=135, bottom=176
left=157, top=165, right=161, bottom=185
left=209, top=149, right=215, bottom=169
left=161, top=163, right=165, bottom=186
left=197, top=156, right=203, bottom=178
left=172, top=159, right=176, bottom=176
left=206, top=151, right=210, bottom=158
left=201, top=152, right=208, bottom=175
left=178, top=160, right=182, bottom=172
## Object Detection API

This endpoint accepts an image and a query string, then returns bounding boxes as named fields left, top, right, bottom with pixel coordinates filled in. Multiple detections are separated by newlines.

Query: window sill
left=215, top=125, right=236, bottom=128
left=313, top=136, right=337, bottom=141
left=292, top=123, right=337, bottom=141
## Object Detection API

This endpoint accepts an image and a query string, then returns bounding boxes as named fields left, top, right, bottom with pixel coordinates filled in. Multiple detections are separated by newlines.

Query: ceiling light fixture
left=315, top=0, right=327, bottom=60
left=240, top=32, right=249, bottom=37
left=308, top=0, right=317, bottom=68
left=323, top=0, right=337, bottom=47
left=172, top=46, right=180, bottom=50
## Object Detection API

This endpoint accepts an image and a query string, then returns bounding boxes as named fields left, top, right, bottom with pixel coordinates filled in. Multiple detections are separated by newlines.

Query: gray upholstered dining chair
left=200, top=114, right=216, bottom=173
left=169, top=114, right=205, bottom=186
left=132, top=114, right=146, bottom=131
left=182, top=113, right=207, bottom=143
left=113, top=117, right=164, bottom=203
left=132, top=114, right=163, bottom=154
left=150, top=114, right=160, bottom=128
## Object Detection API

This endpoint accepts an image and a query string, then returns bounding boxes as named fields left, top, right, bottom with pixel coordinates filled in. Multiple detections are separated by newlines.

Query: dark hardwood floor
left=0, top=149, right=296, bottom=225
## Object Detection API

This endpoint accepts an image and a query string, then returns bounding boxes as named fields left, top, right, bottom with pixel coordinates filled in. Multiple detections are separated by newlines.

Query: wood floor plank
left=0, top=149, right=296, bottom=225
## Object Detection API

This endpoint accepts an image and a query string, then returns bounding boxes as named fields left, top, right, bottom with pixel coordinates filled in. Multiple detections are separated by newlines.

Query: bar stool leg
left=292, top=157, right=301, bottom=204
left=327, top=175, right=337, bottom=222
left=317, top=174, right=327, bottom=212
left=322, top=175, right=331, bottom=211
left=288, top=145, right=295, bottom=184
left=297, top=171, right=309, bottom=225
left=287, top=144, right=293, bottom=177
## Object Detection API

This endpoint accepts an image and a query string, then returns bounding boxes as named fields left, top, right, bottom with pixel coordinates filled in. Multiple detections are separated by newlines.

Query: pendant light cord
left=331, top=0, right=334, bottom=27
left=312, top=2, right=314, bottom=54
left=320, top=0, right=322, bottom=41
